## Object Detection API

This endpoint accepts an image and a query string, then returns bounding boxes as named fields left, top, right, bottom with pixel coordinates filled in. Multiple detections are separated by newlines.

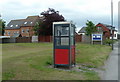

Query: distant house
left=96, top=23, right=115, bottom=39
left=5, top=16, right=42, bottom=37
left=78, top=27, right=86, bottom=35
left=78, top=23, right=116, bottom=39
left=78, top=23, right=116, bottom=43
left=110, top=30, right=118, bottom=40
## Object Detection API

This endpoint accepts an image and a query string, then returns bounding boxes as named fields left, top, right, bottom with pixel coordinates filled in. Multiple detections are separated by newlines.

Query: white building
left=110, top=30, right=118, bottom=40
left=78, top=27, right=86, bottom=35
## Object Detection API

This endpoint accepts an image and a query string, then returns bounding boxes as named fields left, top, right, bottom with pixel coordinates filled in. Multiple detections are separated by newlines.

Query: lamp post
left=111, top=0, right=114, bottom=50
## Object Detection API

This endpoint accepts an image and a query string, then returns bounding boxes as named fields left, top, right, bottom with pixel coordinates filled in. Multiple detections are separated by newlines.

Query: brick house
left=5, top=16, right=42, bottom=37
left=96, top=23, right=115, bottom=39
left=78, top=23, right=116, bottom=43
left=78, top=23, right=115, bottom=39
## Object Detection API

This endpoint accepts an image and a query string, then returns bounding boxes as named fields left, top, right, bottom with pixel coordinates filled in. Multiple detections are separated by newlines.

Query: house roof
left=21, top=16, right=41, bottom=27
left=78, top=27, right=86, bottom=33
left=98, top=23, right=115, bottom=30
left=6, top=19, right=25, bottom=29
left=5, top=15, right=42, bottom=29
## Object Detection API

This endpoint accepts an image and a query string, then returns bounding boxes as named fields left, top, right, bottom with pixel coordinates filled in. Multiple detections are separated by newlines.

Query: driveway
left=101, top=41, right=119, bottom=80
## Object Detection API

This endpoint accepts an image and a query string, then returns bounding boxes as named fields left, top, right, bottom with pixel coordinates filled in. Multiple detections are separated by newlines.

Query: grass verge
left=2, top=43, right=111, bottom=80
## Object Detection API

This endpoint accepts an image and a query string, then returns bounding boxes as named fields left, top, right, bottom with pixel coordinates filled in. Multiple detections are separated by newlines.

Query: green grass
left=2, top=43, right=111, bottom=80
left=76, top=43, right=111, bottom=67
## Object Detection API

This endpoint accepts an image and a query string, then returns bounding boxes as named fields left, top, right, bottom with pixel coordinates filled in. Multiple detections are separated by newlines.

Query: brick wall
left=20, top=26, right=34, bottom=37
left=4, top=29, right=20, bottom=36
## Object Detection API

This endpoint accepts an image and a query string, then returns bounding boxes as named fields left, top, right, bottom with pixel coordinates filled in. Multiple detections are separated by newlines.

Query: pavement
left=101, top=41, right=119, bottom=80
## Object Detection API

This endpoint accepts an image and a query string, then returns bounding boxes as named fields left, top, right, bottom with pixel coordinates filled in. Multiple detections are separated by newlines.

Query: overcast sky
left=0, top=0, right=119, bottom=31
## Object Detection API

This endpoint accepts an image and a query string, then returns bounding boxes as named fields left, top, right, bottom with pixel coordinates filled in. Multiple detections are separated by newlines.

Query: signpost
left=92, top=34, right=103, bottom=45
left=53, top=22, right=76, bottom=68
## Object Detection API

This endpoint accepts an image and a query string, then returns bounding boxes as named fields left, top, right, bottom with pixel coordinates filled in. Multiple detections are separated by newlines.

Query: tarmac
left=101, top=41, right=119, bottom=80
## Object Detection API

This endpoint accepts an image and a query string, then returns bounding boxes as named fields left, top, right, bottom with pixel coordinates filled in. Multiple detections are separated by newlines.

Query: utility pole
left=0, top=14, right=1, bottom=20
left=111, top=0, right=114, bottom=50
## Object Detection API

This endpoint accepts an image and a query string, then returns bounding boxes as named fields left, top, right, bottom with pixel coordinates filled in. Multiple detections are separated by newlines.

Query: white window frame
left=10, top=25, right=13, bottom=27
left=24, top=22, right=27, bottom=24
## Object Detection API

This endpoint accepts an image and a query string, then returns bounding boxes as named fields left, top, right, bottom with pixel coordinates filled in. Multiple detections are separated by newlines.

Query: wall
left=4, top=29, right=20, bottom=36
left=16, top=37, right=32, bottom=43
left=81, top=35, right=91, bottom=43
left=110, top=31, right=118, bottom=39
left=75, top=35, right=82, bottom=42
left=1, top=38, right=16, bottom=43
left=20, top=26, right=34, bottom=37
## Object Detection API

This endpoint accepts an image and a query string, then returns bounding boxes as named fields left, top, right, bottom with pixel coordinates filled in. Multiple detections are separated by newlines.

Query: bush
left=104, top=39, right=113, bottom=46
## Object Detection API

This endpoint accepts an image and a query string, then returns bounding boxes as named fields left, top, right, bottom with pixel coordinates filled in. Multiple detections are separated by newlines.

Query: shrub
left=104, top=39, right=113, bottom=46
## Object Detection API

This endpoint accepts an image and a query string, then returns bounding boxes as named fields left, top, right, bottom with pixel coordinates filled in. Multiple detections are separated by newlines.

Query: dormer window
left=24, top=22, right=27, bottom=24
left=10, top=25, right=13, bottom=27
left=16, top=25, right=18, bottom=27
left=97, top=26, right=102, bottom=31
left=30, top=22, right=33, bottom=24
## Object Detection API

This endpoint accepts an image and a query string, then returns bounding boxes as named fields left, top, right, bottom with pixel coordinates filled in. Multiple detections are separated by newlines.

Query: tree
left=0, top=19, right=6, bottom=36
left=85, top=20, right=97, bottom=43
left=39, top=8, right=65, bottom=35
left=33, top=22, right=42, bottom=35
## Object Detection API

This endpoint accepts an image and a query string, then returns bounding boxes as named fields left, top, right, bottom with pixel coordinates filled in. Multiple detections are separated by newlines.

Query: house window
left=17, top=31, right=19, bottom=34
left=4, top=32, right=7, bottom=35
left=30, top=22, right=33, bottom=24
left=22, top=29, right=25, bottom=33
left=114, top=34, right=116, bottom=37
left=10, top=25, right=13, bottom=27
left=26, top=29, right=29, bottom=33
left=24, top=22, right=27, bottom=24
left=8, top=32, right=10, bottom=35
left=97, top=27, right=102, bottom=31
left=14, top=31, right=17, bottom=34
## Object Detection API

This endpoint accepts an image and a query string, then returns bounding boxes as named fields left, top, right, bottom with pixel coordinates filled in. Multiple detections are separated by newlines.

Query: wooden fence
left=38, top=35, right=82, bottom=42
left=38, top=35, right=52, bottom=42
left=75, top=35, right=82, bottom=42
left=1, top=35, right=82, bottom=43
left=16, top=37, right=32, bottom=43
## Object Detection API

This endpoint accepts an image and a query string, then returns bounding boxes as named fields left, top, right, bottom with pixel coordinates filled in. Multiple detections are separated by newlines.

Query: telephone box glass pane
left=55, top=37, right=69, bottom=46
left=61, top=37, right=69, bottom=45
left=55, top=25, right=69, bottom=36
left=55, top=37, right=61, bottom=46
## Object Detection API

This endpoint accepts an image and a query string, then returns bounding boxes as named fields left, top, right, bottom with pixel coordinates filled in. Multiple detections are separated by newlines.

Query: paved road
left=102, top=41, right=119, bottom=80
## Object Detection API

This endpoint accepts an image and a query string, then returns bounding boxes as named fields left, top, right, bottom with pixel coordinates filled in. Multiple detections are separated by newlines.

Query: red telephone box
left=53, top=22, right=76, bottom=68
